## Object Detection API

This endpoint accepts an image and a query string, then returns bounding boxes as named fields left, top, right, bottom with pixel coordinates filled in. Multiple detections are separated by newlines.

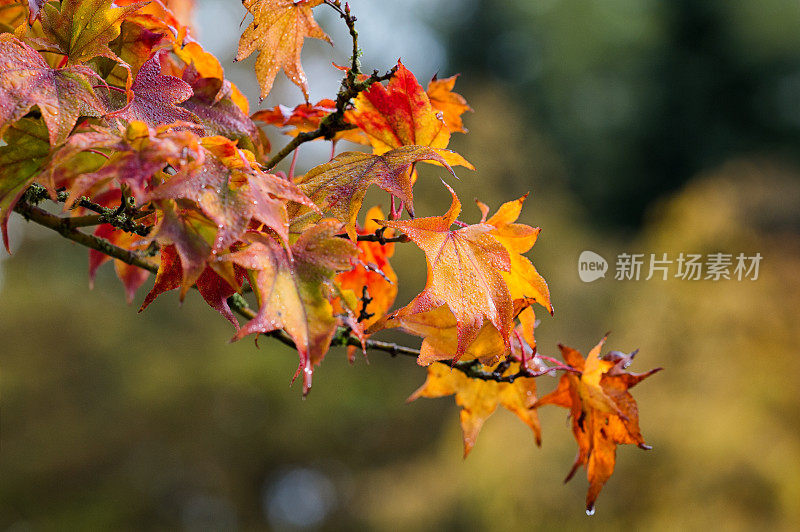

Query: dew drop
left=586, top=507, right=595, bottom=516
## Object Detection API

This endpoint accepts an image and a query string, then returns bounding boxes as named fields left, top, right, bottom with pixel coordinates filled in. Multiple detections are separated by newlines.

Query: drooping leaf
left=378, top=184, right=513, bottom=361
left=223, top=221, right=357, bottom=394
left=534, top=337, right=661, bottom=514
left=0, top=117, right=49, bottom=251
left=37, top=0, right=145, bottom=64
left=346, top=60, right=473, bottom=169
left=235, top=0, right=330, bottom=101
left=112, top=50, right=199, bottom=128
left=334, top=206, right=397, bottom=329
left=147, top=199, right=239, bottom=300
left=150, top=136, right=315, bottom=251
left=409, top=361, right=540, bottom=457
left=0, top=34, right=106, bottom=145
left=139, top=244, right=243, bottom=327
left=295, top=146, right=457, bottom=239
left=427, top=74, right=472, bottom=134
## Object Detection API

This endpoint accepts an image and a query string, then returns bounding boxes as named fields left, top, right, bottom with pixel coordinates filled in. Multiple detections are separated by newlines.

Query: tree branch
left=12, top=199, right=158, bottom=274
left=12, top=194, right=576, bottom=385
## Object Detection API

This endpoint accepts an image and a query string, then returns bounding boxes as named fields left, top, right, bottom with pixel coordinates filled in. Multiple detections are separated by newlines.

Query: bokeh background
left=2, top=0, right=800, bottom=529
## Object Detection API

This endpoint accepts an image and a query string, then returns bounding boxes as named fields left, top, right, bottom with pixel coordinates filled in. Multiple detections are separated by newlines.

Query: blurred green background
left=2, top=0, right=800, bottom=529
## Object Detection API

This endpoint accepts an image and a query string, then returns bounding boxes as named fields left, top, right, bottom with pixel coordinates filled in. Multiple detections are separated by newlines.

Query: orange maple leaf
left=409, top=361, right=541, bottom=457
left=235, top=0, right=330, bottom=101
left=427, top=74, right=472, bottom=134
left=534, top=336, right=662, bottom=514
left=378, top=184, right=513, bottom=361
left=346, top=60, right=473, bottom=170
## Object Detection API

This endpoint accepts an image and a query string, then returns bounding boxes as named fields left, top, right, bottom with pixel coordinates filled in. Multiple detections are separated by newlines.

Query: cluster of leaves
left=0, top=0, right=660, bottom=513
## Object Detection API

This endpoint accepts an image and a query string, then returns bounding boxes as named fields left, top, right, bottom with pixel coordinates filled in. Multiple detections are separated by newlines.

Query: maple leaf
left=150, top=136, right=315, bottom=252
left=409, top=361, right=540, bottom=457
left=0, top=34, right=106, bottom=145
left=112, top=50, right=199, bottom=128
left=534, top=336, right=662, bottom=514
left=427, top=74, right=472, bottom=134
left=378, top=184, right=513, bottom=361
left=147, top=199, right=240, bottom=300
left=235, top=0, right=330, bottom=101
left=251, top=99, right=365, bottom=144
left=346, top=60, right=473, bottom=170
left=36, top=0, right=145, bottom=64
left=223, top=221, right=357, bottom=394
left=478, top=195, right=553, bottom=314
left=252, top=99, right=334, bottom=131
left=139, top=244, right=244, bottom=327
left=0, top=117, right=49, bottom=251
left=295, top=145, right=457, bottom=239
left=334, top=206, right=398, bottom=330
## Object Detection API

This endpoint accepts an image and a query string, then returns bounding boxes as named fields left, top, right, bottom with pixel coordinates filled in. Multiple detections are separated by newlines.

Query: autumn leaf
left=223, top=221, right=358, bottom=394
left=235, top=0, right=330, bottom=101
left=0, top=117, right=49, bottom=251
left=334, top=206, right=398, bottom=329
left=479, top=195, right=553, bottom=314
left=534, top=337, right=662, bottom=514
left=295, top=145, right=457, bottom=239
left=150, top=136, right=315, bottom=251
left=36, top=0, right=145, bottom=64
left=427, top=74, right=472, bottom=134
left=0, top=34, right=106, bottom=145
left=252, top=99, right=334, bottom=131
left=251, top=98, right=365, bottom=144
left=139, top=244, right=244, bottom=327
left=147, top=199, right=240, bottom=300
left=378, top=184, right=513, bottom=361
left=409, top=361, right=540, bottom=457
left=109, top=50, right=200, bottom=128
left=346, top=60, right=473, bottom=170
